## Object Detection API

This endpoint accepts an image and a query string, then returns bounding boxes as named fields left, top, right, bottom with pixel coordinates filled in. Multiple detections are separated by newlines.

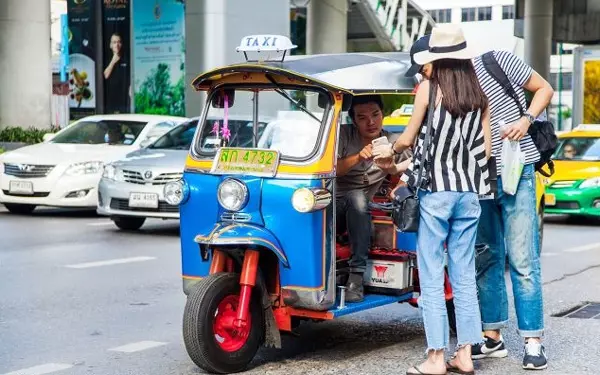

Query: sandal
left=445, top=361, right=475, bottom=375
left=406, top=365, right=447, bottom=375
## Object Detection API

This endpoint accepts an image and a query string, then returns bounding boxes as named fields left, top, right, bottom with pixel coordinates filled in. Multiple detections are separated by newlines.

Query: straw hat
left=413, top=24, right=477, bottom=65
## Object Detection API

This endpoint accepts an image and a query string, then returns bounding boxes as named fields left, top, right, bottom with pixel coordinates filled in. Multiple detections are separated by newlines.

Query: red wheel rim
left=212, top=295, right=251, bottom=352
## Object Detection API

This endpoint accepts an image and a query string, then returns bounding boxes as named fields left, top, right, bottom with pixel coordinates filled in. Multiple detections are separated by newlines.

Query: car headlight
left=102, top=164, right=117, bottom=180
left=217, top=178, right=248, bottom=211
left=291, top=187, right=332, bottom=213
left=64, top=161, right=104, bottom=176
left=164, top=179, right=189, bottom=206
left=579, top=177, right=600, bottom=189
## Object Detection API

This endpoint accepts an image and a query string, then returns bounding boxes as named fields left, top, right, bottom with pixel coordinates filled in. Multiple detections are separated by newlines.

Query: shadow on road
left=544, top=214, right=600, bottom=227
left=0, top=206, right=98, bottom=218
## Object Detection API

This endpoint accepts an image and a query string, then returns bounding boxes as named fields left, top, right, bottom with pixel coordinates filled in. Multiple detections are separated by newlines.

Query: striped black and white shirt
left=401, top=100, right=490, bottom=195
left=472, top=50, right=540, bottom=174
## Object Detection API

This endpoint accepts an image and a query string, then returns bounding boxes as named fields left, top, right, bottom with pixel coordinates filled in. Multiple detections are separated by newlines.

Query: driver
left=336, top=95, right=412, bottom=302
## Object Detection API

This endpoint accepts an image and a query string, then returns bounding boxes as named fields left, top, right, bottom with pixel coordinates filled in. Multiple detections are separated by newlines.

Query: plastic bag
left=500, top=121, right=525, bottom=195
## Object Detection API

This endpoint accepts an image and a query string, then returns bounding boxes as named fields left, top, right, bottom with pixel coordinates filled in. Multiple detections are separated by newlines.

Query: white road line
left=564, top=242, right=600, bottom=253
left=541, top=252, right=559, bottom=257
left=87, top=221, right=114, bottom=226
left=108, top=341, right=168, bottom=353
left=65, top=256, right=156, bottom=269
left=1, top=363, right=73, bottom=375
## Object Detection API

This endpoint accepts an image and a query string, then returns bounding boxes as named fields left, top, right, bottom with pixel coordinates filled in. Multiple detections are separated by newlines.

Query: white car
left=0, top=114, right=187, bottom=214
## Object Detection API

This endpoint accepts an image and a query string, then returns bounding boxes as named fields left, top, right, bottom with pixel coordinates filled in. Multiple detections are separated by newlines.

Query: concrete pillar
left=0, top=0, right=52, bottom=128
left=307, top=0, right=348, bottom=54
left=524, top=0, right=553, bottom=80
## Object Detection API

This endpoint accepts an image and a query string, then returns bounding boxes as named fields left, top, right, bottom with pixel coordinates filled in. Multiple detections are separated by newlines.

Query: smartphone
left=372, top=136, right=389, bottom=147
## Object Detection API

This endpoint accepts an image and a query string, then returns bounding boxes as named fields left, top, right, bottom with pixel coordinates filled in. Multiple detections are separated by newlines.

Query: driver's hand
left=359, top=144, right=373, bottom=161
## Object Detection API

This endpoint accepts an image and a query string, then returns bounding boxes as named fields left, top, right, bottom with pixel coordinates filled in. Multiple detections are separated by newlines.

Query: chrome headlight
left=291, top=187, right=332, bottom=213
left=217, top=178, right=248, bottom=211
left=64, top=161, right=104, bottom=176
left=164, top=179, right=189, bottom=206
left=102, top=164, right=117, bottom=180
left=580, top=177, right=600, bottom=189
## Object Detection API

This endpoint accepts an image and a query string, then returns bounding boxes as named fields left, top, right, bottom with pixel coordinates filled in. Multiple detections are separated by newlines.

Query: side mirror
left=211, top=89, right=235, bottom=108
left=43, top=133, right=56, bottom=142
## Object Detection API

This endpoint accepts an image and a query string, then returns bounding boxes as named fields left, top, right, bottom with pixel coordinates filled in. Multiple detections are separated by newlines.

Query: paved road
left=1, top=207, right=600, bottom=375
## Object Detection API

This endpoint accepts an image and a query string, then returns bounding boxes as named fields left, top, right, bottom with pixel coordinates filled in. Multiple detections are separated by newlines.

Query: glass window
left=462, top=7, right=476, bottom=22
left=502, top=5, right=515, bottom=19
left=150, top=119, right=199, bottom=150
left=478, top=6, right=492, bottom=21
left=553, top=137, right=600, bottom=161
left=51, top=120, right=147, bottom=145
left=428, top=9, right=451, bottom=23
left=549, top=72, right=573, bottom=91
left=195, top=87, right=330, bottom=161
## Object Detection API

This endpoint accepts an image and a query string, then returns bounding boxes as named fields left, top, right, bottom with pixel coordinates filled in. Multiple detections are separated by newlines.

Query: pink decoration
left=222, top=93, right=231, bottom=141
left=211, top=121, right=220, bottom=135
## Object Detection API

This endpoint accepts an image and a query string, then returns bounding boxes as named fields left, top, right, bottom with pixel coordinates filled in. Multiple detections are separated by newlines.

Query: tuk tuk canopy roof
left=191, top=52, right=418, bottom=94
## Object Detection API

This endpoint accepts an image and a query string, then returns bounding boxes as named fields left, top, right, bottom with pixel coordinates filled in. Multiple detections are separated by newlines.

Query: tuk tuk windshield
left=195, top=87, right=330, bottom=161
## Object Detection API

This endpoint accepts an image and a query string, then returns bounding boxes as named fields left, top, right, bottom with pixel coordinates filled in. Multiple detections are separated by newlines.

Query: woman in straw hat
left=374, top=24, right=492, bottom=375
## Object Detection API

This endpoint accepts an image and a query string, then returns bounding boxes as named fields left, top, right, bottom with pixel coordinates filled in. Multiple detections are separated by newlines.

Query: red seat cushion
left=335, top=243, right=351, bottom=260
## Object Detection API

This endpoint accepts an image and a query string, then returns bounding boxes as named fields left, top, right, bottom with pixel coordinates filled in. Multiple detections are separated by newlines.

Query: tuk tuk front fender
left=194, top=223, right=289, bottom=268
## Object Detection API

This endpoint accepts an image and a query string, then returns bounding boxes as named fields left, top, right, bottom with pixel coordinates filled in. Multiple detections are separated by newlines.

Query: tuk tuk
left=164, top=34, right=455, bottom=374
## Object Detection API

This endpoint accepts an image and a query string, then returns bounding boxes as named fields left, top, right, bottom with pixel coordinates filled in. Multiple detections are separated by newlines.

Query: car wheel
left=112, top=216, right=146, bottom=231
left=3, top=203, right=36, bottom=214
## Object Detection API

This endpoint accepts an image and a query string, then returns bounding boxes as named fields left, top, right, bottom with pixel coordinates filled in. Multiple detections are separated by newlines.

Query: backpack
left=481, top=51, right=557, bottom=177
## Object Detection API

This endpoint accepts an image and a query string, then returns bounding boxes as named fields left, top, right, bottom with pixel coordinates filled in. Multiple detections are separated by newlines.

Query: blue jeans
left=475, top=163, right=544, bottom=338
left=417, top=190, right=482, bottom=352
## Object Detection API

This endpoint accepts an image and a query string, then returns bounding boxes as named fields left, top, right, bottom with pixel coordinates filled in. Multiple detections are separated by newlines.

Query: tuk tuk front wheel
left=183, top=272, right=264, bottom=374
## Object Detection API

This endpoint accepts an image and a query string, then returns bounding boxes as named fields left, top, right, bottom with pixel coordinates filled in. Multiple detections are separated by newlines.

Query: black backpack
left=481, top=51, right=557, bottom=177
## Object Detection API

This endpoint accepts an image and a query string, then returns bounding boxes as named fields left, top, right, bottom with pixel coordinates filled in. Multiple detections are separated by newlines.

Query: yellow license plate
left=211, top=147, right=280, bottom=176
left=545, top=194, right=556, bottom=206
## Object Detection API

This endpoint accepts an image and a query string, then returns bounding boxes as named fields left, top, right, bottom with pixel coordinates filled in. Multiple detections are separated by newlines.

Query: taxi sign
left=574, top=124, right=600, bottom=132
left=236, top=34, right=297, bottom=53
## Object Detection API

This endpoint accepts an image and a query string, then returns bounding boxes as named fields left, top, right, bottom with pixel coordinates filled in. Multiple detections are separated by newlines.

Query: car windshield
left=553, top=137, right=600, bottom=161
left=51, top=120, right=147, bottom=145
left=195, top=86, right=330, bottom=161
left=150, top=119, right=199, bottom=150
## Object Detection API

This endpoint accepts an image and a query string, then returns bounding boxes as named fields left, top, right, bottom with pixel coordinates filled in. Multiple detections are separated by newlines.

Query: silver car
left=97, top=118, right=199, bottom=230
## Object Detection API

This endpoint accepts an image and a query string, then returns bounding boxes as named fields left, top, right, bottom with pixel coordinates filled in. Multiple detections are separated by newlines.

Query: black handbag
left=392, top=83, right=437, bottom=233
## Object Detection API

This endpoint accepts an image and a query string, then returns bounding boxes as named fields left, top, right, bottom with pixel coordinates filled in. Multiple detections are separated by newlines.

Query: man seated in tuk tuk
left=336, top=95, right=412, bottom=302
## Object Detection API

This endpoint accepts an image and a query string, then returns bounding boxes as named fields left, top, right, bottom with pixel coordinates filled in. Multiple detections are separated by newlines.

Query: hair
left=430, top=59, right=488, bottom=118
left=348, top=95, right=384, bottom=120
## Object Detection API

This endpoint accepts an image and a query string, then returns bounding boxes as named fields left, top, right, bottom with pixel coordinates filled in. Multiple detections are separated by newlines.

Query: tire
left=446, top=299, right=457, bottom=336
left=3, top=203, right=36, bottom=214
left=183, top=272, right=265, bottom=374
left=112, top=216, right=145, bottom=231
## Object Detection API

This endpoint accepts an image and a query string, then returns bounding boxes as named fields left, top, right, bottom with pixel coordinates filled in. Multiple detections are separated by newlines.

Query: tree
left=584, top=60, right=600, bottom=124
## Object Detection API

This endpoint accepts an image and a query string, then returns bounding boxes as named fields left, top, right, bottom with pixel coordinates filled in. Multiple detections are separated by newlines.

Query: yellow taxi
left=544, top=124, right=600, bottom=218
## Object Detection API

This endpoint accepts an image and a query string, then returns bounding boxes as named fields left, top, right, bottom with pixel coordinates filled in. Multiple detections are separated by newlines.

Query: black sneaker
left=345, top=272, right=364, bottom=302
left=523, top=340, right=547, bottom=370
left=471, top=335, right=509, bottom=360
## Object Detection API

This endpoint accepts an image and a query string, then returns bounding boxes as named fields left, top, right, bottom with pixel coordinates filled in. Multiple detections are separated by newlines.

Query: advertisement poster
left=66, top=0, right=97, bottom=118
left=102, top=0, right=131, bottom=114
left=132, top=0, right=186, bottom=116
left=583, top=59, right=600, bottom=124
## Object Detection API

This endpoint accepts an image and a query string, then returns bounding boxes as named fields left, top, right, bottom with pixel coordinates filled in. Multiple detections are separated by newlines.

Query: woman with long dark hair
left=375, top=25, right=492, bottom=375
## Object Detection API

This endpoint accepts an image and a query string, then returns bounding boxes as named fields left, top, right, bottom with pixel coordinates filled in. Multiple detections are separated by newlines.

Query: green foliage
left=381, top=94, right=415, bottom=116
left=0, top=147, right=5, bottom=154
left=0, top=126, right=59, bottom=144
left=134, top=63, right=186, bottom=117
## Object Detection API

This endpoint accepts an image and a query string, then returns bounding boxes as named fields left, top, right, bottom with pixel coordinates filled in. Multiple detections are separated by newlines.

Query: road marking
left=108, top=341, right=168, bottom=353
left=1, top=363, right=73, bottom=375
left=65, top=256, right=156, bottom=269
left=87, top=221, right=114, bottom=226
left=541, top=252, right=559, bottom=257
left=564, top=242, right=600, bottom=253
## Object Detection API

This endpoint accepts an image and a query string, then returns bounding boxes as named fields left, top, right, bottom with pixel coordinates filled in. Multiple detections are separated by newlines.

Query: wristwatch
left=523, top=111, right=535, bottom=124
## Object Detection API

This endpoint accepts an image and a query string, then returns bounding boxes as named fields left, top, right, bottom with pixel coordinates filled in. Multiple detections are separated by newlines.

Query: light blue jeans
left=417, top=190, right=483, bottom=352
left=475, top=163, right=544, bottom=338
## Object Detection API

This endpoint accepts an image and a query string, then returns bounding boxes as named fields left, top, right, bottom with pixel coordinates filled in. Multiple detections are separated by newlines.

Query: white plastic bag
left=500, top=121, right=525, bottom=195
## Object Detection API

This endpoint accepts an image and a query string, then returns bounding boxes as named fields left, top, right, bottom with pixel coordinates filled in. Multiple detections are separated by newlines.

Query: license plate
left=211, top=147, right=280, bottom=177
left=545, top=193, right=556, bottom=206
left=129, top=192, right=158, bottom=208
left=9, top=181, right=33, bottom=195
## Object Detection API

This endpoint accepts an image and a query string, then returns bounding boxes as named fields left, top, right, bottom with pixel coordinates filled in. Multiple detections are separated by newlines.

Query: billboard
left=102, top=0, right=132, bottom=114
left=132, top=0, right=186, bottom=116
left=66, top=0, right=97, bottom=118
